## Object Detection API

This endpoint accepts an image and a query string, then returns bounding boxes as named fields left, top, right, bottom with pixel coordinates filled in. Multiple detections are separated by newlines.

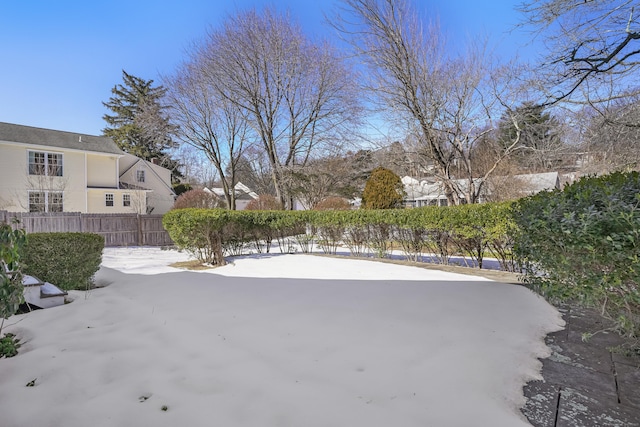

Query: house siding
left=0, top=142, right=88, bottom=212
left=87, top=153, right=119, bottom=188
left=87, top=189, right=146, bottom=214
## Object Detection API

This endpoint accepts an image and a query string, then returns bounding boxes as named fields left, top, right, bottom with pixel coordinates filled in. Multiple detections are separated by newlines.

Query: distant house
left=205, top=182, right=259, bottom=210
left=0, top=122, right=175, bottom=214
left=402, top=172, right=561, bottom=207
left=118, top=153, right=176, bottom=214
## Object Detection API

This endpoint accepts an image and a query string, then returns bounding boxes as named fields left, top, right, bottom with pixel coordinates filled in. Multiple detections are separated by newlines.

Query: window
left=28, top=191, right=45, bottom=212
left=47, top=153, right=63, bottom=176
left=106, top=193, right=114, bottom=207
left=123, top=194, right=131, bottom=207
left=28, top=151, right=63, bottom=176
left=28, top=152, right=45, bottom=175
left=28, top=191, right=63, bottom=212
left=136, top=170, right=145, bottom=183
left=48, top=192, right=63, bottom=212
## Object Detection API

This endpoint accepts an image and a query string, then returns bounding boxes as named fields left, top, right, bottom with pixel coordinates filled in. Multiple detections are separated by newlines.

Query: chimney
left=151, top=158, right=159, bottom=165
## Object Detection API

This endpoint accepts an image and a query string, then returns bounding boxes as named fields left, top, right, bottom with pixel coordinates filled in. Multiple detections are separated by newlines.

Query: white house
left=0, top=122, right=176, bottom=214
left=205, top=182, right=259, bottom=210
left=403, top=172, right=561, bottom=207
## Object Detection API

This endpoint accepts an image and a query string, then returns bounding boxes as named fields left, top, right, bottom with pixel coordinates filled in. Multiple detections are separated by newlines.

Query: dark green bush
left=172, top=183, right=192, bottom=196
left=0, top=221, right=26, bottom=336
left=163, top=208, right=229, bottom=265
left=0, top=333, right=20, bottom=358
left=513, top=171, right=640, bottom=336
left=22, top=233, right=104, bottom=291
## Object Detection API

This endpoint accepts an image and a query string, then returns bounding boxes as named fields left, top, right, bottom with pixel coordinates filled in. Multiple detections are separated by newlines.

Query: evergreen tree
left=497, top=103, right=564, bottom=171
left=361, top=167, right=405, bottom=209
left=103, top=70, right=181, bottom=179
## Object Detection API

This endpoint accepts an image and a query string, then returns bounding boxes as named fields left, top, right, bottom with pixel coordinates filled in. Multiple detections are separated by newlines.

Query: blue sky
left=0, top=0, right=536, bottom=136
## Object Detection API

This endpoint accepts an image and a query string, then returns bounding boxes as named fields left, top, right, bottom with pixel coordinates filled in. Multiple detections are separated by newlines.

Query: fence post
left=137, top=214, right=143, bottom=246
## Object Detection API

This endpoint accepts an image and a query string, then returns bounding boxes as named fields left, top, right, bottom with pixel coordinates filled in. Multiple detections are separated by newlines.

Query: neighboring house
left=205, top=182, right=259, bottom=210
left=0, top=122, right=175, bottom=214
left=402, top=172, right=561, bottom=207
left=118, top=153, right=176, bottom=214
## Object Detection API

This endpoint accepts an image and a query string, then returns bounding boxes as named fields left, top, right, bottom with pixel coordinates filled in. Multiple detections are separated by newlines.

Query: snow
left=0, top=246, right=563, bottom=427
left=22, top=274, right=42, bottom=286
left=40, top=282, right=66, bottom=297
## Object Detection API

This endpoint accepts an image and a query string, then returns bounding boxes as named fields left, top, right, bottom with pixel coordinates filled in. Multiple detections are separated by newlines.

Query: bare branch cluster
left=520, top=0, right=640, bottom=105
left=166, top=8, right=361, bottom=209
left=332, top=0, right=528, bottom=204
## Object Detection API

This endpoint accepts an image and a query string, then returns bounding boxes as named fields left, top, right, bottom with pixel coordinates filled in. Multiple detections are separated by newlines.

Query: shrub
left=361, top=167, right=405, bottom=209
left=172, top=189, right=225, bottom=209
left=0, top=221, right=26, bottom=336
left=21, top=233, right=104, bottom=291
left=314, top=196, right=351, bottom=210
left=0, top=333, right=20, bottom=358
left=513, top=171, right=640, bottom=336
left=172, top=183, right=193, bottom=196
left=163, top=208, right=229, bottom=265
left=245, top=194, right=283, bottom=210
left=163, top=202, right=514, bottom=267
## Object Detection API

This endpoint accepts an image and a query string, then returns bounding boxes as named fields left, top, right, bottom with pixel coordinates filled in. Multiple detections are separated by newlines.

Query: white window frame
left=28, top=190, right=63, bottom=212
left=123, top=193, right=131, bottom=207
left=136, top=170, right=145, bottom=183
left=105, top=193, right=114, bottom=207
left=28, top=150, right=63, bottom=176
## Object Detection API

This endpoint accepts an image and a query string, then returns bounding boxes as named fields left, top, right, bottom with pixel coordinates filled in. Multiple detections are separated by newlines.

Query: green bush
left=163, top=208, right=229, bottom=265
left=21, top=233, right=104, bottom=291
left=163, top=203, right=514, bottom=267
left=172, top=183, right=192, bottom=196
left=513, top=171, right=640, bottom=336
left=0, top=333, right=20, bottom=358
left=362, top=167, right=405, bottom=209
left=0, top=221, right=26, bottom=336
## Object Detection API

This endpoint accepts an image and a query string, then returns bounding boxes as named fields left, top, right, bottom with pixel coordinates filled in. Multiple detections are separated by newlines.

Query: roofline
left=119, top=156, right=176, bottom=196
left=0, top=139, right=124, bottom=157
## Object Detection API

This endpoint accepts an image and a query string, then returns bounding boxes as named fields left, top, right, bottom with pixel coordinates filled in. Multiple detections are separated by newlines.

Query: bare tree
left=332, top=0, right=524, bottom=205
left=165, top=60, right=251, bottom=210
left=196, top=7, right=361, bottom=208
left=520, top=0, right=640, bottom=105
left=579, top=94, right=640, bottom=173
left=283, top=155, right=363, bottom=209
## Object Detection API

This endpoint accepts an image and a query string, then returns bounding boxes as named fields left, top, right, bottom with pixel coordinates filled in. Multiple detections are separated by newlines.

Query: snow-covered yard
left=0, top=247, right=563, bottom=427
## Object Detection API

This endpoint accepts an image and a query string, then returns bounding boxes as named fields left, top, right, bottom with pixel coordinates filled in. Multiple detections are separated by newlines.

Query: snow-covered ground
left=0, top=247, right=563, bottom=427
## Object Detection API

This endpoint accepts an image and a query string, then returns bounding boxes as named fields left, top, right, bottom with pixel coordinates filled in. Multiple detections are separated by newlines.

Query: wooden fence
left=0, top=211, right=173, bottom=247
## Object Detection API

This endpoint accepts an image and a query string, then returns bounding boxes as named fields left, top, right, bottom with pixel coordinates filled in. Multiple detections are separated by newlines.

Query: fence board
left=0, top=211, right=173, bottom=247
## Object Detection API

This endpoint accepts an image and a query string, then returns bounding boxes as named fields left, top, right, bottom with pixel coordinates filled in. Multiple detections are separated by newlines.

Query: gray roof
left=0, top=122, right=123, bottom=155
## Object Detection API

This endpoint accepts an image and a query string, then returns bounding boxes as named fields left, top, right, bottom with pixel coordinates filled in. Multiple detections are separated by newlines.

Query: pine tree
left=103, top=71, right=180, bottom=178
left=497, top=103, right=563, bottom=171
left=361, top=167, right=405, bottom=209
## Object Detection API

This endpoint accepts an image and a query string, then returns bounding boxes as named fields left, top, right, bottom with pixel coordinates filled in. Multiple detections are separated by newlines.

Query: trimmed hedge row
left=162, top=203, right=516, bottom=269
left=21, top=232, right=104, bottom=291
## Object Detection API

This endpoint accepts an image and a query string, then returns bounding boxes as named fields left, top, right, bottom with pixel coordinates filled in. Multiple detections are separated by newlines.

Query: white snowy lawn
left=0, top=247, right=563, bottom=427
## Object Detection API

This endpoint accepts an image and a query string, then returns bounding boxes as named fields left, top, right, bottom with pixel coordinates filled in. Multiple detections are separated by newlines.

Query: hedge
left=21, top=232, right=104, bottom=291
left=513, top=171, right=640, bottom=336
left=162, top=204, right=516, bottom=269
